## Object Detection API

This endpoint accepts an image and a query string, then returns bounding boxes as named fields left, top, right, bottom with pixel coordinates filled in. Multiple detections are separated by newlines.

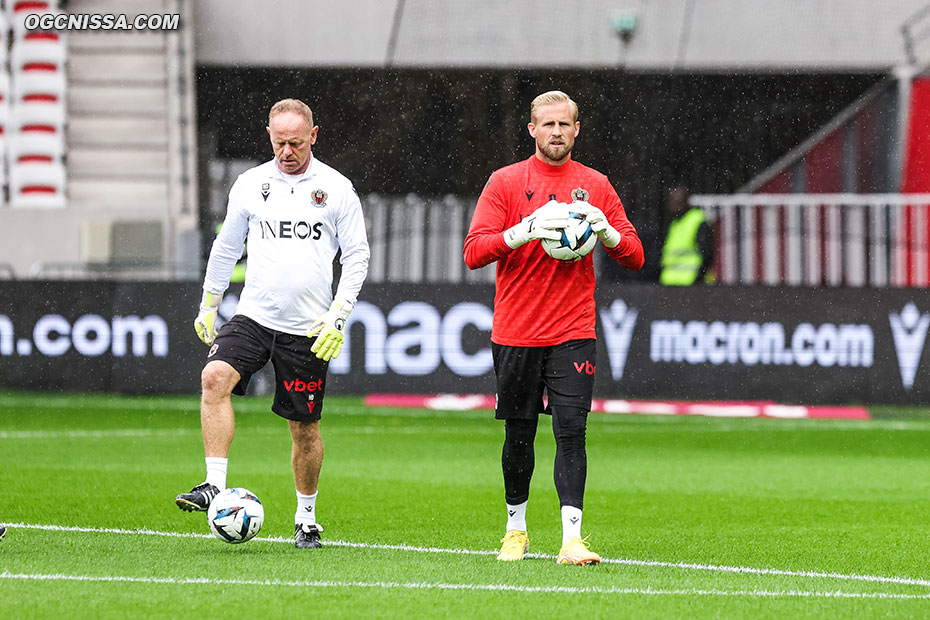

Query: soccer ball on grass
left=207, top=487, right=264, bottom=543
left=541, top=212, right=597, bottom=261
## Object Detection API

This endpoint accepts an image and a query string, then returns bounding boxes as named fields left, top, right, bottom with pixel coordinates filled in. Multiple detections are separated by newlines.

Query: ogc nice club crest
left=311, top=189, right=328, bottom=208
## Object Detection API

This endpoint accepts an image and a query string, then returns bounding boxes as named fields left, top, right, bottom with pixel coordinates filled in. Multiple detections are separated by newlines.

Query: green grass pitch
left=2, top=392, right=930, bottom=618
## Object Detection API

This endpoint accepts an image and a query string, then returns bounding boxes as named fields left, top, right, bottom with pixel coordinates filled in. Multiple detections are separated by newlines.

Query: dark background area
left=196, top=67, right=883, bottom=279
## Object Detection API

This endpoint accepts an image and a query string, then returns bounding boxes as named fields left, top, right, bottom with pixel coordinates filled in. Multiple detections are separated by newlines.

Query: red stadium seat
left=10, top=102, right=65, bottom=136
left=9, top=1, right=55, bottom=22
left=8, top=132, right=62, bottom=163
left=12, top=0, right=54, bottom=11
left=10, top=160, right=66, bottom=208
left=11, top=39, right=66, bottom=74
left=10, top=5, right=61, bottom=43
left=12, top=70, right=64, bottom=104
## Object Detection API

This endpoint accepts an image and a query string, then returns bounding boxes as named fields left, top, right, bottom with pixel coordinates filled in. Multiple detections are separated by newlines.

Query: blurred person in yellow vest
left=660, top=186, right=714, bottom=285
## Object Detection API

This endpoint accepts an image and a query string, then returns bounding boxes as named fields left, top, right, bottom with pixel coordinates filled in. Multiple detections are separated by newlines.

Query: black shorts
left=206, top=315, right=328, bottom=422
left=491, top=339, right=596, bottom=420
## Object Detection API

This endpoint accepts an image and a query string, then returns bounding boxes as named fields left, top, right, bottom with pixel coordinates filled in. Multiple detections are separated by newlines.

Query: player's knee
left=290, top=420, right=322, bottom=450
left=550, top=406, right=588, bottom=443
left=201, top=361, right=237, bottom=399
left=504, top=417, right=537, bottom=447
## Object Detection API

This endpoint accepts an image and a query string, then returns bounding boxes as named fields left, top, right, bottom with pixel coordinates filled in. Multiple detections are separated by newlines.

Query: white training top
left=203, top=156, right=370, bottom=335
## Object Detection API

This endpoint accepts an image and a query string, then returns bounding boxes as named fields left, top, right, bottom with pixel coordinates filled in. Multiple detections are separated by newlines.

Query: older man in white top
left=175, top=98, right=369, bottom=550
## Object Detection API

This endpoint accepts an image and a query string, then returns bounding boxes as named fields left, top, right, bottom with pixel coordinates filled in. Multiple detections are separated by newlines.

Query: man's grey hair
left=269, top=98, right=314, bottom=127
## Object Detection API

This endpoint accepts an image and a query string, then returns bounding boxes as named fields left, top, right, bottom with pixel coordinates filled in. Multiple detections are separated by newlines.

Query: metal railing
left=22, top=194, right=495, bottom=284
left=364, top=193, right=494, bottom=284
left=691, top=193, right=930, bottom=287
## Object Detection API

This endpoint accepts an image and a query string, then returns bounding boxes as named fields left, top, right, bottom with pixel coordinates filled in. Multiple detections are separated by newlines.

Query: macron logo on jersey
left=260, top=220, right=323, bottom=241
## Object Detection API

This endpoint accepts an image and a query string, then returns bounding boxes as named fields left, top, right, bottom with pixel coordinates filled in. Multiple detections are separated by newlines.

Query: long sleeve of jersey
left=463, top=174, right=514, bottom=270
left=598, top=186, right=645, bottom=271
left=332, top=191, right=370, bottom=305
left=203, top=178, right=250, bottom=296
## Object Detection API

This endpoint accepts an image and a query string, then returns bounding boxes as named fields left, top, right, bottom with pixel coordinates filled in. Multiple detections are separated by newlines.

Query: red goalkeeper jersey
left=463, top=155, right=644, bottom=347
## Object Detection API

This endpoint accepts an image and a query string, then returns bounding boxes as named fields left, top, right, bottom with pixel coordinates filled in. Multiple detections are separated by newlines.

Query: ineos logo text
left=260, top=220, right=323, bottom=240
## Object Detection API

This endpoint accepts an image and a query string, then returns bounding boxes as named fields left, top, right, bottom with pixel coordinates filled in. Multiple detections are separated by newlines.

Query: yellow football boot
left=556, top=536, right=601, bottom=565
left=496, top=530, right=529, bottom=561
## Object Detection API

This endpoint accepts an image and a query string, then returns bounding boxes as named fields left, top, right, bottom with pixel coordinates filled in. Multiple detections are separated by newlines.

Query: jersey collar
left=270, top=154, right=316, bottom=182
left=529, top=153, right=573, bottom=177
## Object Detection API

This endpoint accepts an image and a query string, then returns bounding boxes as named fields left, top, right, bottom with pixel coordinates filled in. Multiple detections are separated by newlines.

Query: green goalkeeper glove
left=194, top=292, right=223, bottom=345
left=307, top=299, right=354, bottom=361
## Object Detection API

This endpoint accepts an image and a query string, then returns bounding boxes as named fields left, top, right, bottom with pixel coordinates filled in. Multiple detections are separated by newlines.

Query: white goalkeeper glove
left=194, top=292, right=223, bottom=345
left=575, top=202, right=622, bottom=248
left=307, top=299, right=354, bottom=361
left=503, top=200, right=571, bottom=249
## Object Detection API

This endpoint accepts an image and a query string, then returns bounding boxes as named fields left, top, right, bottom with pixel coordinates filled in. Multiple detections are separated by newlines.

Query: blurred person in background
left=464, top=90, right=644, bottom=565
left=659, top=185, right=714, bottom=285
left=175, top=98, right=369, bottom=550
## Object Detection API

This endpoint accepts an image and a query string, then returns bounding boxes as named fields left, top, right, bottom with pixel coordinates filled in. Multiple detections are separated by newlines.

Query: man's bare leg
left=175, top=360, right=241, bottom=511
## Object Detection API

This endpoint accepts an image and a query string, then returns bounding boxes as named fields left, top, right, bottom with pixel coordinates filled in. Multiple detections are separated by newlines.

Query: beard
left=539, top=140, right=572, bottom=163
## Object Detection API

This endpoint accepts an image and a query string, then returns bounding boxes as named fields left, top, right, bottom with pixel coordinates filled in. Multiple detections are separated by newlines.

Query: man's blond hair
left=530, top=91, right=579, bottom=124
left=268, top=98, right=314, bottom=127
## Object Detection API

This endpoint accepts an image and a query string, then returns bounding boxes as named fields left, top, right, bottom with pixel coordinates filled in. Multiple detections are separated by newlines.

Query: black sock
left=501, top=417, right=538, bottom=505
left=550, top=406, right=588, bottom=510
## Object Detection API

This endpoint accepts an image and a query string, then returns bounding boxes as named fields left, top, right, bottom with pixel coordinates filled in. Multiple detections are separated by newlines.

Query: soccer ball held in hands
left=540, top=211, right=598, bottom=261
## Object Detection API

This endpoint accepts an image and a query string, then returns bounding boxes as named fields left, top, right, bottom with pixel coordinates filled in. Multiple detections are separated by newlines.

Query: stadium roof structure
left=194, top=0, right=930, bottom=72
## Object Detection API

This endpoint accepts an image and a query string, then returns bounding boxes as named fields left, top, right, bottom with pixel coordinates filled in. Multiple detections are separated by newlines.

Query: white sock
left=204, top=457, right=227, bottom=490
left=561, top=505, right=583, bottom=545
left=506, top=501, right=527, bottom=532
left=296, top=490, right=318, bottom=525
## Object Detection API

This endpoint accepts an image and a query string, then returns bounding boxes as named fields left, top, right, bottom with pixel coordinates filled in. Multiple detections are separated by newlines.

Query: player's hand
left=307, top=299, right=354, bottom=361
left=194, top=292, right=223, bottom=345
left=575, top=202, right=622, bottom=248
left=503, top=200, right=571, bottom=249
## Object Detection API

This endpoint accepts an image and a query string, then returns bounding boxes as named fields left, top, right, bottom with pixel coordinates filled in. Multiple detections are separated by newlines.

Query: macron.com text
left=24, top=13, right=180, bottom=31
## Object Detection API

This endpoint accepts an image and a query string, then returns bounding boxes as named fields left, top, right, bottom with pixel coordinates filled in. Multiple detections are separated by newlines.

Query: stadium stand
left=3, top=0, right=66, bottom=209
left=0, top=0, right=198, bottom=278
left=694, top=61, right=930, bottom=288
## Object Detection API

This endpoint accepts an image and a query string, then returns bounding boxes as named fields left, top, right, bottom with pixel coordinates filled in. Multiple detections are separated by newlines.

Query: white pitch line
left=0, top=424, right=494, bottom=440
left=0, top=429, right=202, bottom=440
left=0, top=395, right=454, bottom=417
left=3, top=393, right=930, bottom=432
left=4, top=522, right=930, bottom=589
left=1, top=571, right=930, bottom=599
